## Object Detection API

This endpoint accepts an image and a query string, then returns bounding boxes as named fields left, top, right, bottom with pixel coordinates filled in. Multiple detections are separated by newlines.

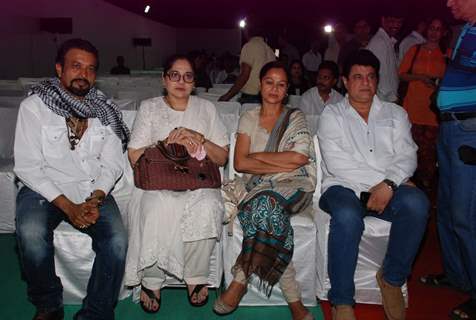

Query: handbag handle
left=155, top=140, right=191, bottom=164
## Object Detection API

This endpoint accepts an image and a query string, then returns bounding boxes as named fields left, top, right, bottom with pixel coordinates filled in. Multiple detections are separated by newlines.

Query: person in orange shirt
left=399, top=18, right=449, bottom=201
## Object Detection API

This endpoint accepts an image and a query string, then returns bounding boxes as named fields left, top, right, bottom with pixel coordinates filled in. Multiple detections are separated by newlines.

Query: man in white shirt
left=219, top=23, right=275, bottom=103
left=398, top=21, right=427, bottom=62
left=299, top=60, right=343, bottom=116
left=14, top=39, right=130, bottom=320
left=317, top=50, right=429, bottom=320
left=367, top=12, right=404, bottom=102
left=302, top=41, right=322, bottom=74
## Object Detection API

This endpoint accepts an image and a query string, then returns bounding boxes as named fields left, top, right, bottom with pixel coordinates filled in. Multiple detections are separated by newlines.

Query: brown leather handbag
left=133, top=141, right=221, bottom=191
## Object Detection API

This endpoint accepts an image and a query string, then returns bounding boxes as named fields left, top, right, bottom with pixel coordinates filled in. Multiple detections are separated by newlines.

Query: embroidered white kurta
left=124, top=96, right=229, bottom=286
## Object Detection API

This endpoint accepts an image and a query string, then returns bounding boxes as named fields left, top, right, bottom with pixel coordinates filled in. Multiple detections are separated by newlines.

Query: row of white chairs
left=0, top=105, right=398, bottom=307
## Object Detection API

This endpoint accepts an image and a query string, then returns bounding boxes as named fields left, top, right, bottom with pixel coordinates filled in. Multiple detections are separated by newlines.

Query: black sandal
left=451, top=299, right=476, bottom=320
left=187, top=284, right=209, bottom=307
left=420, top=273, right=468, bottom=293
left=140, top=285, right=161, bottom=314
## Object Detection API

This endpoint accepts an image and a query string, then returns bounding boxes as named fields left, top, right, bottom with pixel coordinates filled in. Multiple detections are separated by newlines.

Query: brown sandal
left=140, top=285, right=161, bottom=314
left=187, top=284, right=209, bottom=307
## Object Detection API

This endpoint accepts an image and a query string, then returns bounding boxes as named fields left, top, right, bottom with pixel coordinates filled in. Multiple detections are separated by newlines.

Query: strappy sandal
left=420, top=273, right=468, bottom=293
left=451, top=299, right=476, bottom=320
left=187, top=284, right=209, bottom=307
left=213, top=285, right=247, bottom=315
left=140, top=285, right=161, bottom=314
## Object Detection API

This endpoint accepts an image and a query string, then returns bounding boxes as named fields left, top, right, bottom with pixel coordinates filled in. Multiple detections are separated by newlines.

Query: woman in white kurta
left=125, top=55, right=229, bottom=313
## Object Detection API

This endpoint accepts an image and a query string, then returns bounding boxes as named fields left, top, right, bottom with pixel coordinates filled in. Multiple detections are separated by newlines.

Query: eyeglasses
left=166, top=71, right=195, bottom=83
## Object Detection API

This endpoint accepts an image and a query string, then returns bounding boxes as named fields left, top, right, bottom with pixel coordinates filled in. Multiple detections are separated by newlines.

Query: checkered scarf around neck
left=29, top=77, right=130, bottom=151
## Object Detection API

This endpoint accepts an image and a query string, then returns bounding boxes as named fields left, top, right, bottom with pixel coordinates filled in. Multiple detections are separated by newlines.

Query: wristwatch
left=383, top=179, right=398, bottom=192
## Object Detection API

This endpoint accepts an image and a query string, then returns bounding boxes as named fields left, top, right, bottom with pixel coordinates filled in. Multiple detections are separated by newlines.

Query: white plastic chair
left=0, top=102, right=21, bottom=158
left=208, top=87, right=230, bottom=95
left=214, top=102, right=240, bottom=136
left=116, top=89, right=157, bottom=102
left=212, top=83, right=233, bottom=90
left=197, top=92, right=221, bottom=102
left=305, top=114, right=320, bottom=136
left=113, top=99, right=138, bottom=111
left=288, top=95, right=301, bottom=108
left=0, top=159, right=16, bottom=233
left=195, top=87, right=207, bottom=94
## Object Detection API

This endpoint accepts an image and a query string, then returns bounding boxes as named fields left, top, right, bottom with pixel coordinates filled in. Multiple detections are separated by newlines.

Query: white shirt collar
left=344, top=94, right=383, bottom=116
left=411, top=30, right=426, bottom=42
left=377, top=27, right=398, bottom=45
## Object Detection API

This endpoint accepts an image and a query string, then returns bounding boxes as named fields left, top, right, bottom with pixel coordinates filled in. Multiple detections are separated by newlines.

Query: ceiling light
left=324, top=24, right=334, bottom=33
left=144, top=5, right=151, bottom=13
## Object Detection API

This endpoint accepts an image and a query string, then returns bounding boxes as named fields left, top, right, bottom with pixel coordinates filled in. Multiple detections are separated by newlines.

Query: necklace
left=66, top=117, right=88, bottom=150
left=163, top=95, right=187, bottom=111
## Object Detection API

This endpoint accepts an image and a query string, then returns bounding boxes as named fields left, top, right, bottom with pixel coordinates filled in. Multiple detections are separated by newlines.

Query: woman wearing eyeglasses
left=214, top=61, right=316, bottom=320
left=125, top=54, right=229, bottom=313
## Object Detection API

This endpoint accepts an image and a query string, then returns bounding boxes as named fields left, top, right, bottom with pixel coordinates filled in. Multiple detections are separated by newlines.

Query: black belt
left=440, top=111, right=476, bottom=122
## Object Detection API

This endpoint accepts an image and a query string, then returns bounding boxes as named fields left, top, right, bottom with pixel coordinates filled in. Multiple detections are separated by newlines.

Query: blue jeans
left=437, top=118, right=476, bottom=298
left=319, top=185, right=429, bottom=306
left=15, top=187, right=128, bottom=320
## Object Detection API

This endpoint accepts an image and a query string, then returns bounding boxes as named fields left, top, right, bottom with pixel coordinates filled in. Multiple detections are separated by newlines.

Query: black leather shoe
left=33, top=308, right=64, bottom=320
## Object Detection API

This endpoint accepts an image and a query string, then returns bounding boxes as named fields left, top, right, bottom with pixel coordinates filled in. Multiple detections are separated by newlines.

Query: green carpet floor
left=0, top=234, right=323, bottom=319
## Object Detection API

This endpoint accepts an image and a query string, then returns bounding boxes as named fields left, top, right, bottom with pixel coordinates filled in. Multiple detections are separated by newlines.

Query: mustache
left=71, top=78, right=91, bottom=86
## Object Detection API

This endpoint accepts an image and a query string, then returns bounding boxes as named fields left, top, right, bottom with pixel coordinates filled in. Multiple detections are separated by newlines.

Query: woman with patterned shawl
left=213, top=61, right=317, bottom=320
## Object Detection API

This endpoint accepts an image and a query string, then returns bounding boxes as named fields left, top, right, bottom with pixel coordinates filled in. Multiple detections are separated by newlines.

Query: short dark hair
left=55, top=38, right=99, bottom=69
left=163, top=54, right=196, bottom=75
left=259, top=61, right=289, bottom=82
left=342, top=49, right=380, bottom=79
left=318, top=60, right=339, bottom=79
left=428, top=17, right=450, bottom=54
left=381, top=5, right=405, bottom=19
left=289, top=59, right=304, bottom=70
